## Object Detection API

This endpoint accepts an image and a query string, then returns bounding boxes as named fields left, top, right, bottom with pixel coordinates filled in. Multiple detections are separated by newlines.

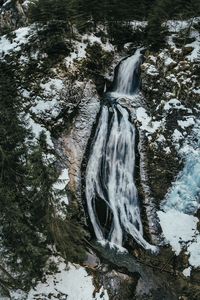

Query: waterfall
left=85, top=49, right=158, bottom=253
left=114, top=48, right=142, bottom=96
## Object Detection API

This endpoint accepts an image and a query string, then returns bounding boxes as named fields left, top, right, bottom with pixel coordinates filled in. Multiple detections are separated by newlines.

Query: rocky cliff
left=0, top=4, right=200, bottom=299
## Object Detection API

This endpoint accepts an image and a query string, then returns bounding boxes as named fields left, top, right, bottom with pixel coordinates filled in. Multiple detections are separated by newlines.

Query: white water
left=85, top=49, right=158, bottom=253
left=114, top=48, right=142, bottom=95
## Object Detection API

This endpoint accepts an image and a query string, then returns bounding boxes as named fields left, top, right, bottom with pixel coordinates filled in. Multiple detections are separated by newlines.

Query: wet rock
left=101, top=270, right=139, bottom=300
left=83, top=250, right=100, bottom=269
left=183, top=46, right=194, bottom=56
left=191, top=269, right=200, bottom=283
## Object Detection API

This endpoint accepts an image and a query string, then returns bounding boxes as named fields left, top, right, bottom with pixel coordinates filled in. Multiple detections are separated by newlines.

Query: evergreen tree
left=29, top=0, right=73, bottom=23
left=0, top=61, right=86, bottom=288
left=146, top=14, right=167, bottom=50
left=0, top=62, right=52, bottom=286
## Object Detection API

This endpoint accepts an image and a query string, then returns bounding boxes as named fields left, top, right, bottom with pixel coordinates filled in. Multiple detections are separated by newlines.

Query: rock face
left=61, top=81, right=100, bottom=202
left=0, top=0, right=28, bottom=34
left=141, top=42, right=199, bottom=204
left=1, top=8, right=200, bottom=298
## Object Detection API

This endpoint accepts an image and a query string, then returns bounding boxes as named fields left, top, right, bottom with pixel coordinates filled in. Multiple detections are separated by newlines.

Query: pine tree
left=0, top=60, right=86, bottom=286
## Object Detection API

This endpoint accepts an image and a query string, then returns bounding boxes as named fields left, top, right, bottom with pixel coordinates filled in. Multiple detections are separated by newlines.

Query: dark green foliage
left=29, top=0, right=155, bottom=27
left=29, top=0, right=74, bottom=61
left=49, top=207, right=87, bottom=263
left=0, top=63, right=55, bottom=285
left=27, top=0, right=200, bottom=54
left=36, top=22, right=72, bottom=59
left=28, top=0, right=200, bottom=26
left=158, top=0, right=200, bottom=19
left=27, top=0, right=200, bottom=53
left=79, top=42, right=113, bottom=77
left=29, top=0, right=73, bottom=23
left=145, top=14, right=167, bottom=50
left=145, top=0, right=200, bottom=50
left=0, top=61, right=86, bottom=288
left=107, top=22, right=144, bottom=50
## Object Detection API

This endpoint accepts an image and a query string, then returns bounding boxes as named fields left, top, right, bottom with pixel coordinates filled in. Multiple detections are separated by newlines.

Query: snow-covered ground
left=12, top=257, right=109, bottom=300
left=0, top=26, right=33, bottom=56
left=136, top=106, right=163, bottom=134
left=65, top=31, right=114, bottom=68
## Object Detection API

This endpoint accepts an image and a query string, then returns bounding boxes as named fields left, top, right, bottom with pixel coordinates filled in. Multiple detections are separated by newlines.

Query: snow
left=0, top=26, right=31, bottom=56
left=53, top=169, right=69, bottom=205
left=193, top=88, right=200, bottom=94
left=158, top=210, right=198, bottom=255
left=148, top=55, right=157, bottom=64
left=31, top=98, right=60, bottom=117
left=136, top=107, right=162, bottom=133
left=183, top=267, right=191, bottom=277
left=54, top=169, right=69, bottom=190
left=166, top=74, right=179, bottom=84
left=166, top=20, right=192, bottom=33
left=26, top=114, right=54, bottom=147
left=21, top=89, right=31, bottom=99
left=163, top=99, right=186, bottom=111
left=188, top=236, right=200, bottom=268
left=2, top=0, right=12, bottom=7
left=186, top=32, right=200, bottom=62
left=22, top=0, right=32, bottom=9
left=26, top=257, right=109, bottom=300
left=164, top=147, right=171, bottom=154
left=172, top=129, right=183, bottom=144
left=40, top=78, right=64, bottom=97
left=30, top=79, right=65, bottom=118
left=164, top=57, right=176, bottom=67
left=156, top=134, right=165, bottom=143
left=65, top=33, right=114, bottom=67
left=178, top=117, right=195, bottom=129
left=66, top=41, right=86, bottom=66
left=158, top=122, right=200, bottom=269
left=146, top=64, right=159, bottom=76
left=130, top=20, right=147, bottom=29
left=165, top=20, right=200, bottom=63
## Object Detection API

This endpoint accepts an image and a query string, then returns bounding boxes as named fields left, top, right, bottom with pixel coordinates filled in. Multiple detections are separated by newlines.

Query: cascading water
left=113, top=48, right=142, bottom=96
left=85, top=49, right=158, bottom=253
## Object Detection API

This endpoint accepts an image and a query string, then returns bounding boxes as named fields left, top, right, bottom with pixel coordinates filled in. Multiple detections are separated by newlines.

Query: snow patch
left=53, top=169, right=69, bottom=205
left=183, top=267, right=191, bottom=277
left=164, top=57, right=176, bottom=67
left=0, top=26, right=32, bottom=56
left=186, top=33, right=200, bottom=62
left=136, top=107, right=162, bottom=133
left=146, top=64, right=159, bottom=76
left=172, top=129, right=183, bottom=145
left=167, top=20, right=192, bottom=33
left=158, top=210, right=198, bottom=255
left=164, top=99, right=187, bottom=111
left=178, top=117, right=195, bottom=129
left=188, top=236, right=200, bottom=268
left=26, top=257, right=109, bottom=300
left=31, top=98, right=60, bottom=118
left=26, top=114, right=54, bottom=147
left=65, top=33, right=114, bottom=67
left=40, top=78, right=64, bottom=97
